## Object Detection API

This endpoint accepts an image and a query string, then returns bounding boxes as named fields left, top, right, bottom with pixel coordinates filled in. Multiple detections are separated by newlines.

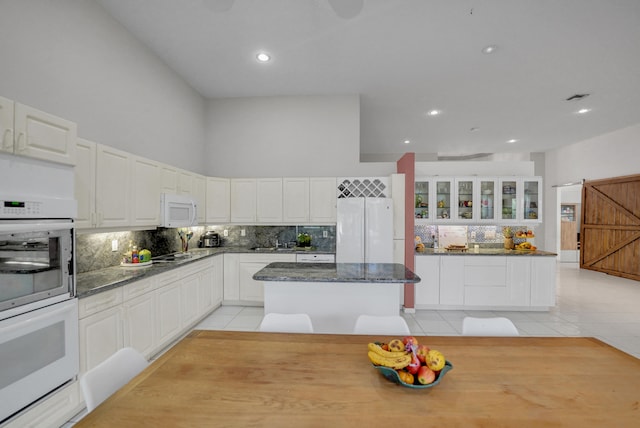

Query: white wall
left=205, top=95, right=396, bottom=177
left=544, top=123, right=640, bottom=252
left=0, top=0, right=206, bottom=174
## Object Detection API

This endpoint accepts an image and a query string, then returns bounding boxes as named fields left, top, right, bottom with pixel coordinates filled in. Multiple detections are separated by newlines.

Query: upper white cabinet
left=283, top=177, right=309, bottom=223
left=160, top=164, right=178, bottom=193
left=309, top=177, right=337, bottom=223
left=416, top=176, right=542, bottom=224
left=76, top=139, right=162, bottom=230
left=206, top=177, right=230, bottom=223
left=256, top=178, right=283, bottom=223
left=74, top=138, right=97, bottom=229
left=193, top=174, right=206, bottom=224
left=0, top=96, right=14, bottom=154
left=131, top=155, right=161, bottom=227
left=178, top=169, right=193, bottom=195
left=95, top=144, right=131, bottom=229
left=1, top=97, right=77, bottom=165
left=230, top=178, right=257, bottom=223
left=499, top=177, right=542, bottom=224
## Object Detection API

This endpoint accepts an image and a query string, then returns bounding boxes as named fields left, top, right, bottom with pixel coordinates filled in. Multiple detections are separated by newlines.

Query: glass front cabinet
left=415, top=176, right=542, bottom=224
left=477, top=178, right=498, bottom=222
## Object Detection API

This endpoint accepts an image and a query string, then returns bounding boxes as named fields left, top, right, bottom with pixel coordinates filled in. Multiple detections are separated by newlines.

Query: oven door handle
left=0, top=222, right=73, bottom=233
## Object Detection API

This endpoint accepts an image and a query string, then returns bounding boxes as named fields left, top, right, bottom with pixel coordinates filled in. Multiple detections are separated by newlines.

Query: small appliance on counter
left=198, top=231, right=221, bottom=248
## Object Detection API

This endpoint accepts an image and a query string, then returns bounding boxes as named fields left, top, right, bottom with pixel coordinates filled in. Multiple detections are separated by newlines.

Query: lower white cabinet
left=414, top=256, right=440, bottom=305
left=414, top=255, right=556, bottom=310
left=79, top=256, right=223, bottom=377
left=224, top=253, right=296, bottom=304
left=439, top=256, right=465, bottom=305
left=78, top=288, right=124, bottom=374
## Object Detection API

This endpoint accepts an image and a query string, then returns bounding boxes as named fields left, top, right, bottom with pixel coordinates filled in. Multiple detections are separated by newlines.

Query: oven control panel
left=0, top=196, right=77, bottom=219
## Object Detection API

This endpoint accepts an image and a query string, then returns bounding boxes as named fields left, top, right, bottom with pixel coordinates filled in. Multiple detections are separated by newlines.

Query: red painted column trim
left=397, top=153, right=415, bottom=309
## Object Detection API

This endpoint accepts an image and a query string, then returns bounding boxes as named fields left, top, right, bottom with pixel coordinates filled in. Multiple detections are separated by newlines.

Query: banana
left=367, top=351, right=411, bottom=369
left=367, top=342, right=408, bottom=358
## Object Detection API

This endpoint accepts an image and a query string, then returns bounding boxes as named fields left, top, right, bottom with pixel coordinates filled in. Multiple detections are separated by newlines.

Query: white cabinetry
left=161, top=163, right=178, bottom=193
left=531, top=257, right=556, bottom=307
left=283, top=177, right=309, bottom=223
left=0, top=95, right=14, bottom=154
left=74, top=138, right=97, bottom=229
left=155, top=271, right=183, bottom=346
left=122, top=278, right=157, bottom=357
left=206, top=177, right=231, bottom=223
left=224, top=253, right=296, bottom=304
left=193, top=174, right=206, bottom=224
left=178, top=169, right=193, bottom=195
left=78, top=288, right=124, bottom=373
left=464, top=257, right=530, bottom=307
left=75, top=140, right=163, bottom=229
left=0, top=97, right=77, bottom=165
left=230, top=178, right=257, bottom=223
left=79, top=257, right=223, bottom=376
left=416, top=176, right=542, bottom=224
left=499, top=177, right=543, bottom=224
left=414, top=255, right=556, bottom=310
left=131, top=155, right=161, bottom=226
left=95, top=144, right=131, bottom=228
left=414, top=256, right=440, bottom=305
left=256, top=178, right=283, bottom=223
left=439, top=256, right=464, bottom=305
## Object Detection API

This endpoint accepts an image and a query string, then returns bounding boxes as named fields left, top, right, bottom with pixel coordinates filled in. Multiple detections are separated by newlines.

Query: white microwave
left=160, top=193, right=197, bottom=228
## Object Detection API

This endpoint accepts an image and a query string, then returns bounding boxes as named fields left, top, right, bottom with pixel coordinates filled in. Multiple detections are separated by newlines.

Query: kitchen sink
left=249, top=247, right=294, bottom=252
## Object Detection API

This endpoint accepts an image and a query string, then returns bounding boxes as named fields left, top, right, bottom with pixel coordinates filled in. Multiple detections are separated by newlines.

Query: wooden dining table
left=75, top=330, right=640, bottom=427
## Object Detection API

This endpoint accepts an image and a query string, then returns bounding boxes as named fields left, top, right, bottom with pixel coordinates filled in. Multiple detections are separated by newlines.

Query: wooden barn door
left=580, top=174, right=640, bottom=281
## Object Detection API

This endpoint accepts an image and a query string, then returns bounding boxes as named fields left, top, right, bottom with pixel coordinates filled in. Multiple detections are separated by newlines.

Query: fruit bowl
left=373, top=361, right=453, bottom=389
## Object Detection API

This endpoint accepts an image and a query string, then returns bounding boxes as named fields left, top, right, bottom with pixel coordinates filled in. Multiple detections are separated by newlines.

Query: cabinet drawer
left=123, top=277, right=156, bottom=300
left=464, top=256, right=506, bottom=266
left=79, top=287, right=123, bottom=318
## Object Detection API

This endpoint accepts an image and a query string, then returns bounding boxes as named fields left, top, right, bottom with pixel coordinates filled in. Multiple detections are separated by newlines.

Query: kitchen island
left=253, top=262, right=420, bottom=334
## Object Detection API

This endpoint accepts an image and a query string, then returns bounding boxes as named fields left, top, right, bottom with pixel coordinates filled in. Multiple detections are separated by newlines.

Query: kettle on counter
left=198, top=231, right=221, bottom=248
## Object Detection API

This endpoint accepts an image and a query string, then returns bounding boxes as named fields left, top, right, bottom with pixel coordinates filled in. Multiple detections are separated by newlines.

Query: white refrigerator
left=336, top=197, right=394, bottom=263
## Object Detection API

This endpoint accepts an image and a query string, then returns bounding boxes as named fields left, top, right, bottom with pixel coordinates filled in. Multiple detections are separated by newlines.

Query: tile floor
left=62, top=262, right=640, bottom=426
left=193, top=262, right=640, bottom=359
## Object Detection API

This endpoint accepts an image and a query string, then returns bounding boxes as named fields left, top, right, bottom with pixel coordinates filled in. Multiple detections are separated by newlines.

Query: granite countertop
left=415, top=248, right=557, bottom=256
left=253, top=262, right=421, bottom=284
left=76, top=247, right=335, bottom=298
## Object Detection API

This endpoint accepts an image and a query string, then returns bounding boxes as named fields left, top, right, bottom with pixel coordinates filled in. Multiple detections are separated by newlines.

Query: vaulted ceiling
left=97, top=0, right=640, bottom=159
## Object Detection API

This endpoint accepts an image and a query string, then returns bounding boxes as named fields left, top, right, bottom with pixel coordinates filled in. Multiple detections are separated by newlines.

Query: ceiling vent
left=566, top=93, right=590, bottom=101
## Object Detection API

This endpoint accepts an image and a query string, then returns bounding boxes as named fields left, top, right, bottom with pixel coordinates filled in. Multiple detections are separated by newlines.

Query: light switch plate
left=111, top=239, right=118, bottom=252
left=223, top=229, right=229, bottom=237
left=241, top=229, right=245, bottom=237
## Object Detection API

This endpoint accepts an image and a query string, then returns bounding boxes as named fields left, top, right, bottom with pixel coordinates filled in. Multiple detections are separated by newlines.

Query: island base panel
left=263, top=281, right=402, bottom=334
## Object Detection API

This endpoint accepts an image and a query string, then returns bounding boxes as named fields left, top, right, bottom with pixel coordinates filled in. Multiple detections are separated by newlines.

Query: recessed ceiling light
left=403, top=140, right=411, bottom=144
left=507, top=139, right=518, bottom=144
left=470, top=127, right=480, bottom=132
left=256, top=52, right=271, bottom=62
left=482, top=45, right=497, bottom=54
left=427, top=110, right=441, bottom=116
left=576, top=108, right=592, bottom=114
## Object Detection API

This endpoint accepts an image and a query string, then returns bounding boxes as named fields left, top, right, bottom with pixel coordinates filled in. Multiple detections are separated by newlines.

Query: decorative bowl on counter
left=373, top=361, right=453, bottom=389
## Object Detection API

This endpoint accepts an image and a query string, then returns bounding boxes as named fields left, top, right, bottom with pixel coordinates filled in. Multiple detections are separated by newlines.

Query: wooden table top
left=75, top=331, right=640, bottom=427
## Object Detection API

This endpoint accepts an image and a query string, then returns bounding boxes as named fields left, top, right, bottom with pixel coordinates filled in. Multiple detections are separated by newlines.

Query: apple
left=415, top=344, right=430, bottom=363
left=417, top=366, right=436, bottom=385
left=402, top=336, right=419, bottom=347
left=406, top=353, right=421, bottom=375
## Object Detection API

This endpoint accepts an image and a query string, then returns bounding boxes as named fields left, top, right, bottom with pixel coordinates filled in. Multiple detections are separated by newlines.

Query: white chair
left=353, top=315, right=411, bottom=335
left=462, top=316, right=520, bottom=336
left=259, top=313, right=314, bottom=333
left=80, top=347, right=149, bottom=412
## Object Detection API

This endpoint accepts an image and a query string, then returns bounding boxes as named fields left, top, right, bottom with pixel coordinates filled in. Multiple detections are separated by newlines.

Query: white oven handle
left=0, top=221, right=73, bottom=233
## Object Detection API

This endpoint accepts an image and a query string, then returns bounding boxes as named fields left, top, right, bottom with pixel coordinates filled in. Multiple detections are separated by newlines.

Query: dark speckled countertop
left=253, top=262, right=421, bottom=283
left=76, top=247, right=334, bottom=298
left=415, top=248, right=557, bottom=256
